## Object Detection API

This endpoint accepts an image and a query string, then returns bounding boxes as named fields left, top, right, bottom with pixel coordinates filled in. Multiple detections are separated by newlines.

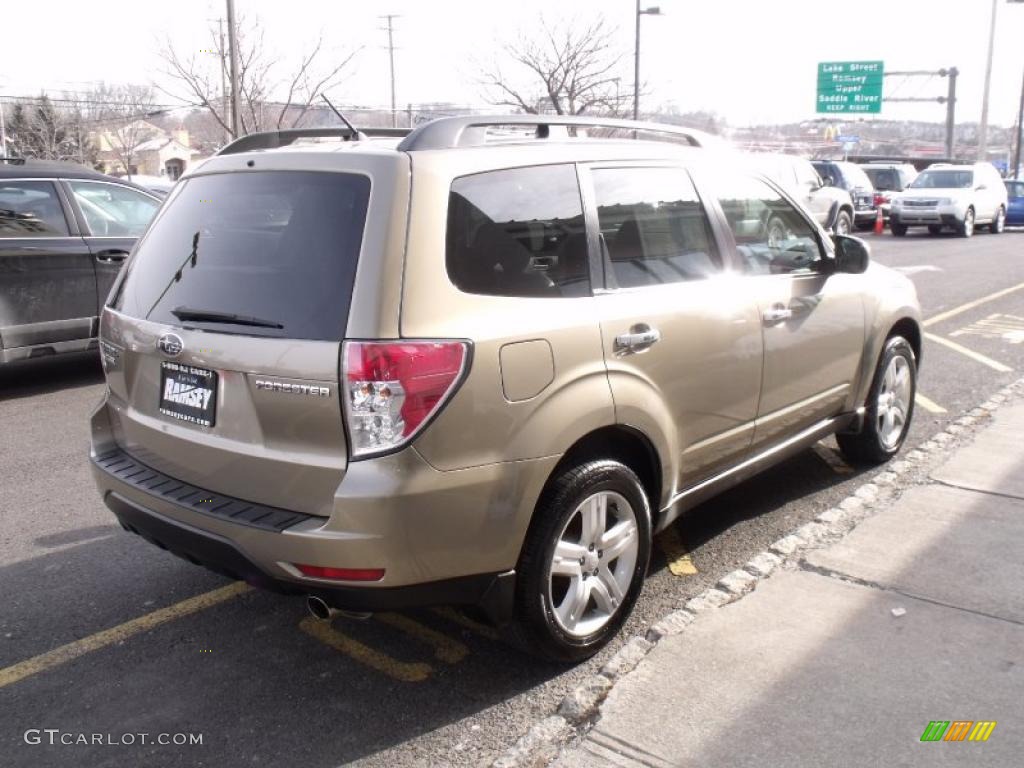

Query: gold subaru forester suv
left=90, top=116, right=921, bottom=661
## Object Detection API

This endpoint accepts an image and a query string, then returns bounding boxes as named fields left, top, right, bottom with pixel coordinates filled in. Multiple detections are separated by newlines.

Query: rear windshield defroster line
left=113, top=171, right=371, bottom=341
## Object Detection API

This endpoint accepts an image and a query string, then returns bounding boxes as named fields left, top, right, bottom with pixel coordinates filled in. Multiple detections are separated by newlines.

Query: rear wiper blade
left=171, top=306, right=284, bottom=329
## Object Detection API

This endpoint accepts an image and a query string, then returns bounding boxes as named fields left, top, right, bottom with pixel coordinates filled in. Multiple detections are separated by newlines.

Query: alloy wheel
left=548, top=491, right=639, bottom=637
left=876, top=355, right=912, bottom=449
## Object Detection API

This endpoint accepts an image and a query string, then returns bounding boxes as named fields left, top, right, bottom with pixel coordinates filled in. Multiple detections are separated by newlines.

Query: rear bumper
left=90, top=402, right=556, bottom=619
left=102, top=489, right=514, bottom=621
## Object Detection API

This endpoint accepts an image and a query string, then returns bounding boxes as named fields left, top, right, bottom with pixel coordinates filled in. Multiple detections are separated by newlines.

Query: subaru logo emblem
left=158, top=333, right=184, bottom=357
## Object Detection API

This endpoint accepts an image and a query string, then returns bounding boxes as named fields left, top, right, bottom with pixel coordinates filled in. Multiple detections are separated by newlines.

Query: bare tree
left=5, top=96, right=93, bottom=163
left=85, top=83, right=158, bottom=177
left=480, top=16, right=628, bottom=116
left=158, top=16, right=359, bottom=140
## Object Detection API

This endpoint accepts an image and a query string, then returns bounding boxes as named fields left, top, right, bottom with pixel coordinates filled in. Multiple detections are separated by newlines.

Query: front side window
left=68, top=180, right=161, bottom=237
left=713, top=173, right=824, bottom=276
left=1005, top=181, right=1024, bottom=198
left=446, top=164, right=589, bottom=298
left=0, top=181, right=69, bottom=237
left=795, top=160, right=823, bottom=188
left=592, top=167, right=720, bottom=289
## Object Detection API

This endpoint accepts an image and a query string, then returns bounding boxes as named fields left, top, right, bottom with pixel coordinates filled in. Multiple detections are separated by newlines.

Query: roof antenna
left=321, top=95, right=367, bottom=141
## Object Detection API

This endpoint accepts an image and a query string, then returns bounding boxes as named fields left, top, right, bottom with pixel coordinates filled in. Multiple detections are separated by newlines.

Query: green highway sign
left=817, top=61, right=884, bottom=114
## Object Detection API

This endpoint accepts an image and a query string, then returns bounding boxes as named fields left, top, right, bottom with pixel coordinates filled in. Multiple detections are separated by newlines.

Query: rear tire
left=989, top=206, right=1005, bottom=233
left=927, top=224, right=943, bottom=235
left=890, top=221, right=907, bottom=236
left=835, top=210, right=852, bottom=235
left=509, top=460, right=651, bottom=662
left=837, top=336, right=916, bottom=465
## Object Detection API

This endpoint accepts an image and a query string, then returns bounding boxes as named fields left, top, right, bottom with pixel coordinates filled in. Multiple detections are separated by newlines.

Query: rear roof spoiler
left=216, top=127, right=411, bottom=156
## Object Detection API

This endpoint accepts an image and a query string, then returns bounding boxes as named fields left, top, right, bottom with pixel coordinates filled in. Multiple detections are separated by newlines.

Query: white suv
left=889, top=163, right=1007, bottom=237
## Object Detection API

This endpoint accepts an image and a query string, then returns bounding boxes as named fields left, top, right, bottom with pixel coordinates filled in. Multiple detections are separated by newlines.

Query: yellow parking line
left=812, top=444, right=855, bottom=475
left=924, top=332, right=1013, bottom=373
left=375, top=613, right=469, bottom=664
left=922, top=281, right=1024, bottom=327
left=299, top=617, right=432, bottom=683
left=658, top=526, right=698, bottom=576
left=914, top=393, right=947, bottom=414
left=0, top=582, right=250, bottom=690
left=431, top=606, right=500, bottom=641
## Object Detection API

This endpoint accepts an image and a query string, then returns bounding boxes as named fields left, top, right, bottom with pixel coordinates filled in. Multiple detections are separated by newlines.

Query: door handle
left=614, top=326, right=661, bottom=353
left=762, top=304, right=793, bottom=325
left=95, top=249, right=129, bottom=263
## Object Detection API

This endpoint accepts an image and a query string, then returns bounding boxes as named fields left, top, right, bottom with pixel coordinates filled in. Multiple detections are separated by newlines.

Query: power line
left=0, top=93, right=196, bottom=110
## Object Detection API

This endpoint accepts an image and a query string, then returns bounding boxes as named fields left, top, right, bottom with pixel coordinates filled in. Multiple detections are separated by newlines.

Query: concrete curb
left=490, top=376, right=1024, bottom=768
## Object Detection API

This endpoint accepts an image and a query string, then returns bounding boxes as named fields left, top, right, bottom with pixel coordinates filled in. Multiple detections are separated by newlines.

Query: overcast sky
left=3, top=0, right=1023, bottom=130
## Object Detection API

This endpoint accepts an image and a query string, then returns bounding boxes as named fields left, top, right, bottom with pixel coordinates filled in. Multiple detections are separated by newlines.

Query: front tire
left=890, top=220, right=908, bottom=236
left=928, top=224, right=943, bottom=235
left=958, top=207, right=975, bottom=237
left=837, top=336, right=916, bottom=465
left=511, top=460, right=651, bottom=662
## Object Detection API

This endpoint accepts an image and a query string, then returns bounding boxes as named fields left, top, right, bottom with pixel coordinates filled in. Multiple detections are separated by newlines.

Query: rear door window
left=591, top=167, right=720, bottom=288
left=0, top=181, right=70, bottom=237
left=113, top=171, right=370, bottom=340
left=446, top=164, right=590, bottom=298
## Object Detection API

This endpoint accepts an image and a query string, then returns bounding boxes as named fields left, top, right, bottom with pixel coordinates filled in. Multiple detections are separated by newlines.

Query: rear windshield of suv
left=863, top=168, right=898, bottom=190
left=113, top=171, right=370, bottom=340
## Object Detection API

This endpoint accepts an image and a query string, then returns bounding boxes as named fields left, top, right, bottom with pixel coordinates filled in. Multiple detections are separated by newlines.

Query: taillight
left=295, top=564, right=385, bottom=581
left=342, top=340, right=468, bottom=458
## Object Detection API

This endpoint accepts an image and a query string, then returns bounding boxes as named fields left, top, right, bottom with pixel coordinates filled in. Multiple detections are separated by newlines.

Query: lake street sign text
left=817, top=61, right=884, bottom=114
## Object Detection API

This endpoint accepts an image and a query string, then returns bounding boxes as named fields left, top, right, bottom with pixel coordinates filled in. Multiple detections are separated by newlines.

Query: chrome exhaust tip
left=305, top=596, right=372, bottom=621
left=306, top=595, right=336, bottom=621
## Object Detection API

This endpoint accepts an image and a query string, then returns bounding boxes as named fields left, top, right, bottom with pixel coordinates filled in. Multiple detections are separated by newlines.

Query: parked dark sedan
left=1, top=159, right=161, bottom=364
left=1006, top=179, right=1024, bottom=227
left=812, top=160, right=879, bottom=231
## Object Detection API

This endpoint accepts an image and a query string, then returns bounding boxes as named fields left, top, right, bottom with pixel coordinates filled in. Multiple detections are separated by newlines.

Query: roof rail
left=216, top=127, right=412, bottom=156
left=396, top=114, right=721, bottom=152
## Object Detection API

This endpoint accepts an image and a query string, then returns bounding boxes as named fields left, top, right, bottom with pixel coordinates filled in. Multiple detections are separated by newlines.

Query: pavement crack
left=931, top=478, right=1024, bottom=504
left=796, top=559, right=1024, bottom=627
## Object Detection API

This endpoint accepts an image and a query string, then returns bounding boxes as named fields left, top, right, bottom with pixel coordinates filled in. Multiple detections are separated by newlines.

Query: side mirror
left=832, top=234, right=870, bottom=274
left=822, top=175, right=835, bottom=187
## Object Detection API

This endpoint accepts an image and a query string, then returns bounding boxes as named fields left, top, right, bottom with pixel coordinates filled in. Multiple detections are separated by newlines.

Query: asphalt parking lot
left=2, top=230, right=1023, bottom=768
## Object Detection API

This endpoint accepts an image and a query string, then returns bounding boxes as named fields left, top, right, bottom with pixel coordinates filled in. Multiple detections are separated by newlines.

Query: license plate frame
left=159, top=361, right=218, bottom=427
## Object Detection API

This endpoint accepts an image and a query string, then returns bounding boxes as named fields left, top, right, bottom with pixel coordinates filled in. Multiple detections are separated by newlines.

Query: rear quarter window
left=446, top=164, right=590, bottom=298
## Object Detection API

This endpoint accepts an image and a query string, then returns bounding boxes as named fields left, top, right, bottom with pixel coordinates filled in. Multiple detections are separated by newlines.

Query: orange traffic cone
left=873, top=207, right=885, bottom=235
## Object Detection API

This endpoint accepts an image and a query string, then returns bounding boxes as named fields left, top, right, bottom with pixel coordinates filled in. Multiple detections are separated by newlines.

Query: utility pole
left=0, top=101, right=6, bottom=157
left=946, top=67, right=958, bottom=159
left=380, top=14, right=399, bottom=128
left=218, top=18, right=231, bottom=144
left=978, top=0, right=999, bottom=160
left=226, top=0, right=242, bottom=138
left=1014, top=67, right=1024, bottom=178
left=633, top=3, right=662, bottom=121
